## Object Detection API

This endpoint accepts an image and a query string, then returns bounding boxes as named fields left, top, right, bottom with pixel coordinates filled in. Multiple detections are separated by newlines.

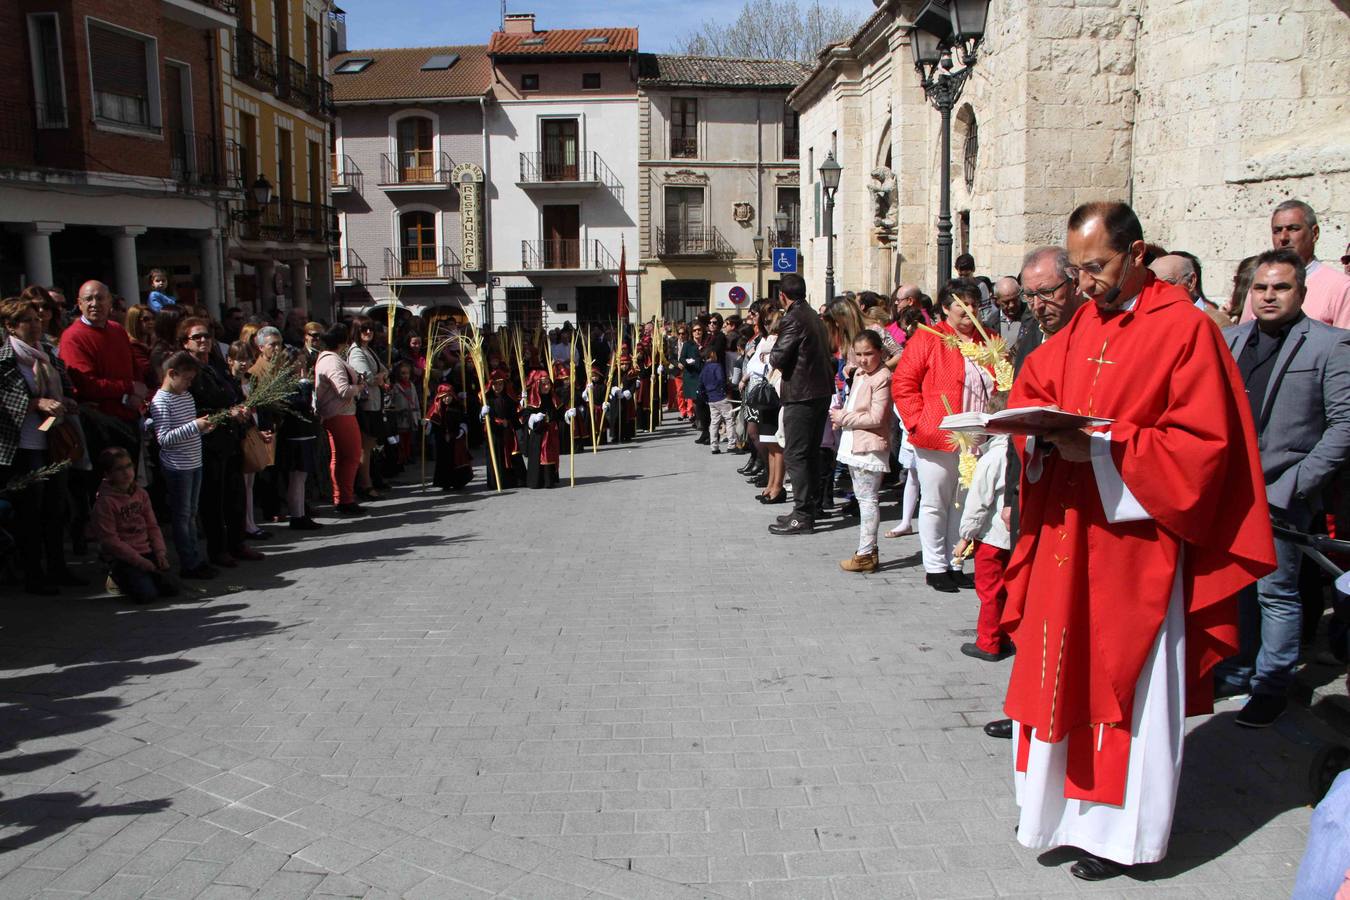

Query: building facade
left=790, top=0, right=1350, bottom=305
left=328, top=44, right=491, bottom=321
left=636, top=54, right=809, bottom=322
left=218, top=0, right=337, bottom=319
left=0, top=0, right=238, bottom=309
left=484, top=14, right=639, bottom=332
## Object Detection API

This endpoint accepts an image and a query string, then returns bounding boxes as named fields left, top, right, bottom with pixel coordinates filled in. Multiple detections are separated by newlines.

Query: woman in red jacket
left=891, top=281, right=994, bottom=593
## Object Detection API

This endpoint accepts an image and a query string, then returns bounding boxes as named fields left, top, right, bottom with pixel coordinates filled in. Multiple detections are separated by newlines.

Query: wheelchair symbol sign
left=771, top=248, right=798, bottom=273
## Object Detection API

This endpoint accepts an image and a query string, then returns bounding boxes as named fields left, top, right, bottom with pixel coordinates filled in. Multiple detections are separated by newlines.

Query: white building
left=483, top=14, right=639, bottom=331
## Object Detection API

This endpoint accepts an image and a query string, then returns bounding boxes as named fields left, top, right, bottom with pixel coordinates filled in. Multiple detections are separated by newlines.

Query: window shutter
left=90, top=25, right=148, bottom=98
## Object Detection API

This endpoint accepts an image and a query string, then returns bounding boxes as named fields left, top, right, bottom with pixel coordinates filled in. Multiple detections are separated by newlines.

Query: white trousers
left=915, top=447, right=962, bottom=574
left=1013, top=560, right=1187, bottom=865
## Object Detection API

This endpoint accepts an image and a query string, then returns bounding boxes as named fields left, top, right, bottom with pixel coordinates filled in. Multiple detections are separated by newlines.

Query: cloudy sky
left=337, top=0, right=878, bottom=52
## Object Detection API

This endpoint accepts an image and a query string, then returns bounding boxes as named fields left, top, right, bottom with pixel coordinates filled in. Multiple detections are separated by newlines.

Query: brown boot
left=839, top=551, right=878, bottom=573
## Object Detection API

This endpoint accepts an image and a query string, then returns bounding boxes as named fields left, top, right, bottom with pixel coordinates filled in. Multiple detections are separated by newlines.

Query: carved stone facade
left=790, top=0, right=1350, bottom=305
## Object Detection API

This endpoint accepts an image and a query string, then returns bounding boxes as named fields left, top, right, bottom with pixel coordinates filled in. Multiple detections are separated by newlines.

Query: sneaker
left=839, top=551, right=878, bottom=573
left=1235, top=693, right=1287, bottom=728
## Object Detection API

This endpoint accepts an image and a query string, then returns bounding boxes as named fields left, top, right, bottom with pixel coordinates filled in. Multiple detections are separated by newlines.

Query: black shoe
left=949, top=570, right=976, bottom=589
left=752, top=474, right=769, bottom=488
left=961, top=642, right=1013, bottom=662
left=1214, top=679, right=1250, bottom=701
left=289, top=516, right=324, bottom=531
left=926, top=572, right=959, bottom=593
left=768, top=517, right=813, bottom=535
left=983, top=718, right=1013, bottom=740
left=711, top=447, right=721, bottom=455
left=1070, top=854, right=1126, bottom=881
left=775, top=512, right=795, bottom=524
left=50, top=569, right=89, bottom=587
left=758, top=492, right=787, bottom=505
left=1235, top=693, right=1287, bottom=728
left=737, top=461, right=756, bottom=475
left=694, top=436, right=711, bottom=445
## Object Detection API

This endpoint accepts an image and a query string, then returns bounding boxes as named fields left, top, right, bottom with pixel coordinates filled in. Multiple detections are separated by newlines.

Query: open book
left=940, top=405, right=1113, bottom=436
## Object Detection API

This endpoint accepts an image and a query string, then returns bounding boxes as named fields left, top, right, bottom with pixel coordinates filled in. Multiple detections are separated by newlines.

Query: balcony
left=170, top=130, right=232, bottom=188
left=517, top=150, right=623, bottom=198
left=333, top=249, right=368, bottom=285
left=384, top=246, right=462, bottom=283
left=277, top=56, right=315, bottom=109
left=378, top=151, right=453, bottom=190
left=161, top=0, right=236, bottom=29
left=655, top=227, right=734, bottom=258
left=238, top=198, right=333, bottom=244
left=521, top=239, right=618, bottom=274
left=768, top=226, right=799, bottom=248
left=311, top=74, right=335, bottom=117
left=330, top=153, right=363, bottom=194
left=234, top=28, right=276, bottom=92
left=670, top=137, right=698, bottom=159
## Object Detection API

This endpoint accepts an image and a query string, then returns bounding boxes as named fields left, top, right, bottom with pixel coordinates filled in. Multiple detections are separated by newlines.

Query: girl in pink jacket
left=830, top=331, right=894, bottom=573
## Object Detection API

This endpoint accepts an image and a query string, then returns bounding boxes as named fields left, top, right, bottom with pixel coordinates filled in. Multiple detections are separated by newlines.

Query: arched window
left=400, top=211, right=437, bottom=276
left=396, top=116, right=434, bottom=182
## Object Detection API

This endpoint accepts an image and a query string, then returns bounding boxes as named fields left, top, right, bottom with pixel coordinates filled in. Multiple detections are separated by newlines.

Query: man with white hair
left=1240, top=200, right=1350, bottom=328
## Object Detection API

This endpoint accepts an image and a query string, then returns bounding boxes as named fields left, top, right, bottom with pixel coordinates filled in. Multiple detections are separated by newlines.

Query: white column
left=199, top=228, right=224, bottom=319
left=101, top=226, right=147, bottom=304
left=21, top=222, right=64, bottom=287
left=290, top=258, right=309, bottom=314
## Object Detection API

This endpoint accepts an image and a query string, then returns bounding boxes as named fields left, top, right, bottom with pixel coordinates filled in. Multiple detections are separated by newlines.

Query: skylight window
left=421, top=53, right=459, bottom=70
left=521, top=37, right=546, bottom=46
left=334, top=57, right=373, bottom=74
left=581, top=36, right=609, bottom=45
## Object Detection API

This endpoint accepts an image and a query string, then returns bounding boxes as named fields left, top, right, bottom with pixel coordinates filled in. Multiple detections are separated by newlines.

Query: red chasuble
left=1002, top=276, right=1276, bottom=805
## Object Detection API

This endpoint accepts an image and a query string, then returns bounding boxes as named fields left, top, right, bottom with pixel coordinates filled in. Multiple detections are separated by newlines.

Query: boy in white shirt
left=954, top=415, right=1013, bottom=662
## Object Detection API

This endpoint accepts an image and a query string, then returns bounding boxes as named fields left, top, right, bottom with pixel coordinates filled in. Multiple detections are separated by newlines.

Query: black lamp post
left=910, top=0, right=989, bottom=290
left=818, top=151, right=842, bottom=302
left=751, top=232, right=765, bottom=303
left=231, top=174, right=274, bottom=222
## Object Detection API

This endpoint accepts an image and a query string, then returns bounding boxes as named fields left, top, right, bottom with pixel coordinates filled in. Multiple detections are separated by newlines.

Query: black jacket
left=769, top=300, right=834, bottom=403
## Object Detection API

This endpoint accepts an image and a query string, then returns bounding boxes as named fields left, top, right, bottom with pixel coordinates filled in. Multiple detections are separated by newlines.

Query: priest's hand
left=479, top=404, right=491, bottom=420
left=1048, top=427, right=1092, bottom=462
left=564, top=408, right=577, bottom=424
left=456, top=423, right=468, bottom=439
left=621, top=390, right=631, bottom=400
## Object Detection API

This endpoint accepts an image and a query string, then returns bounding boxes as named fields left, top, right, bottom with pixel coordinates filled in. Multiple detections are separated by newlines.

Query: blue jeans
left=161, top=466, right=203, bottom=572
left=1215, top=533, right=1303, bottom=696
left=109, top=554, right=175, bottom=602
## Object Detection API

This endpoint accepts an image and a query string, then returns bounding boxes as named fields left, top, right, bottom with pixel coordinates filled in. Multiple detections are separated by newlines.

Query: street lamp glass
left=949, top=0, right=989, bottom=43
left=819, top=152, right=842, bottom=192
left=913, top=1, right=954, bottom=41
left=773, top=209, right=789, bottom=233
left=250, top=174, right=273, bottom=207
left=751, top=234, right=765, bottom=256
left=909, top=26, right=944, bottom=69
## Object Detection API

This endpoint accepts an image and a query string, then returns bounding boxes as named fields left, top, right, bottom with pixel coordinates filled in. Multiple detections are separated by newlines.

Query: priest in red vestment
left=1001, top=201, right=1276, bottom=880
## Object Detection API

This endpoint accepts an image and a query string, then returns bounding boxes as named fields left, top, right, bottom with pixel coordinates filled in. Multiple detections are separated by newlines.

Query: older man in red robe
left=1001, top=201, right=1276, bottom=880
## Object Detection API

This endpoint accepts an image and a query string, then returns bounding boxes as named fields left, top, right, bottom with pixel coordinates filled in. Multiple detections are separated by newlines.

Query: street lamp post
left=910, top=0, right=989, bottom=291
left=818, top=151, right=842, bottom=303
left=751, top=232, right=765, bottom=304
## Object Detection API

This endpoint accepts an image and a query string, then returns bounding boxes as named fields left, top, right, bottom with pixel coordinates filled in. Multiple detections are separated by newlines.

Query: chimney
left=503, top=13, right=535, bottom=34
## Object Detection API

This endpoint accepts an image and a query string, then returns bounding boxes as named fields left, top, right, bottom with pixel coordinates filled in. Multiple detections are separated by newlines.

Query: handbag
left=45, top=419, right=84, bottom=465
left=240, top=425, right=275, bottom=474
left=744, top=378, right=780, bottom=416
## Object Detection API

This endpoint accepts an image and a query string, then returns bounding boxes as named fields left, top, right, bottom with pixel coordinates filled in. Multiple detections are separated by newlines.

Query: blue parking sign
left=771, top=248, right=798, bottom=273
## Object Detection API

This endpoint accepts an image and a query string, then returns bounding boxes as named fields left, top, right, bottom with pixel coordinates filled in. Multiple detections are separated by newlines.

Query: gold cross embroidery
left=1084, top=340, right=1114, bottom=417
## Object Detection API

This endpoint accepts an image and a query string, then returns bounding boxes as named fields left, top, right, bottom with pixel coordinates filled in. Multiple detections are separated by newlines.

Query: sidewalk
left=0, top=426, right=1332, bottom=898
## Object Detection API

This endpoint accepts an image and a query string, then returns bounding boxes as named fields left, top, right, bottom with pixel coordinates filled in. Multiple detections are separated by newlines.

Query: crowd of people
left=1, top=196, right=1348, bottom=889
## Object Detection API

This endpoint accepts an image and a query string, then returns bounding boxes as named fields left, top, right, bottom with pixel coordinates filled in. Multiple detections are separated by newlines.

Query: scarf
left=9, top=336, right=64, bottom=404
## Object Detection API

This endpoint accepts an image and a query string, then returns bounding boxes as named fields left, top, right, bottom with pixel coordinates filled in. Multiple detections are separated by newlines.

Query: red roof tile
left=329, top=45, right=491, bottom=102
left=488, top=27, right=638, bottom=57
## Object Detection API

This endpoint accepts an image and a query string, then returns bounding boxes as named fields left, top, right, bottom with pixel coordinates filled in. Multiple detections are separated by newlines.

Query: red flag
left=617, top=243, right=628, bottom=324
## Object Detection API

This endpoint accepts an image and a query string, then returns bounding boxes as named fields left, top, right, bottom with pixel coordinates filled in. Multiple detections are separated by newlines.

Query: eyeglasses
left=1020, top=278, right=1071, bottom=302
left=187, top=333, right=211, bottom=342
left=1064, top=249, right=1125, bottom=282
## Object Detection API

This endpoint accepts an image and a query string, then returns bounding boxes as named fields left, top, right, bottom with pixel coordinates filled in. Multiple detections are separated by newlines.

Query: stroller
left=1272, top=524, right=1350, bottom=804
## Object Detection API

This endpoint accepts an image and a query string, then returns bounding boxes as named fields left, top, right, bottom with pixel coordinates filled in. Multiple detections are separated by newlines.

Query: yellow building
left=219, top=0, right=337, bottom=319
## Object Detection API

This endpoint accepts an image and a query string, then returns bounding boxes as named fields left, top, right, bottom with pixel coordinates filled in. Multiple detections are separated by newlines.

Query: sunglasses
left=187, top=333, right=211, bottom=342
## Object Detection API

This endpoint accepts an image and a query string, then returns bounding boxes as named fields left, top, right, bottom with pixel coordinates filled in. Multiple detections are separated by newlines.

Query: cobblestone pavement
left=0, top=425, right=1341, bottom=899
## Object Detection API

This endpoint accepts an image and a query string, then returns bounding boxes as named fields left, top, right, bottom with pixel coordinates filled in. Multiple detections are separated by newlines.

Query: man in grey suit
left=1217, top=246, right=1350, bottom=728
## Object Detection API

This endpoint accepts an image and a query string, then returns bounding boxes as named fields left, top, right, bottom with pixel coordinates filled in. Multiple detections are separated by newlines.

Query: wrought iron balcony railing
left=379, top=150, right=453, bottom=186
left=329, top=153, right=362, bottom=192
left=384, top=245, right=462, bottom=281
left=521, top=239, right=618, bottom=271
left=170, top=130, right=230, bottom=187
left=517, top=150, right=623, bottom=196
left=655, top=227, right=734, bottom=258
left=670, top=136, right=698, bottom=159
left=234, top=28, right=276, bottom=91
left=333, top=248, right=367, bottom=284
left=768, top=226, right=799, bottom=248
